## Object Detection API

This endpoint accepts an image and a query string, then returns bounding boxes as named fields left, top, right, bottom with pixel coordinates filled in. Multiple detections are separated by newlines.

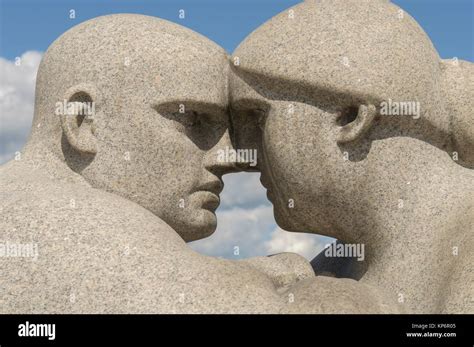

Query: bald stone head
left=26, top=14, right=235, bottom=241
left=230, top=0, right=473, bottom=238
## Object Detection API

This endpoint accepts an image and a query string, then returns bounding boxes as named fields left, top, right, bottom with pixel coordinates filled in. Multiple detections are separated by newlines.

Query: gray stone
left=0, top=14, right=318, bottom=313
left=3, top=0, right=469, bottom=314
left=243, top=252, right=315, bottom=291
left=230, top=0, right=473, bottom=313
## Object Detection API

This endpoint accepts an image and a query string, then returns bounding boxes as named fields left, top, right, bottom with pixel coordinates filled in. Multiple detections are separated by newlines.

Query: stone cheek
left=1, top=1, right=472, bottom=314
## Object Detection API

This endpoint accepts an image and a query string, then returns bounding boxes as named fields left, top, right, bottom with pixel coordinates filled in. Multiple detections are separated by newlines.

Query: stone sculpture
left=230, top=0, right=473, bottom=313
left=1, top=0, right=472, bottom=314
left=0, top=14, right=318, bottom=313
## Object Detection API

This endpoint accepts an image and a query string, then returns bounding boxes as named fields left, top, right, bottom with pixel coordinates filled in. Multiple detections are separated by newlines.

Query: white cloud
left=189, top=204, right=275, bottom=259
left=0, top=51, right=42, bottom=164
left=218, top=172, right=268, bottom=209
left=264, top=227, right=333, bottom=260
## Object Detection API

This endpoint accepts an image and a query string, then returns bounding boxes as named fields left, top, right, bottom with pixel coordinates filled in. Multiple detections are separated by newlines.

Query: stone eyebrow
left=230, top=98, right=270, bottom=113
left=232, top=66, right=383, bottom=110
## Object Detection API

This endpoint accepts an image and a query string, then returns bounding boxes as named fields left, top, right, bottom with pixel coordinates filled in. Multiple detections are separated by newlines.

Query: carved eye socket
left=167, top=110, right=206, bottom=131
left=153, top=102, right=226, bottom=141
left=336, top=106, right=359, bottom=126
left=180, top=111, right=201, bottom=128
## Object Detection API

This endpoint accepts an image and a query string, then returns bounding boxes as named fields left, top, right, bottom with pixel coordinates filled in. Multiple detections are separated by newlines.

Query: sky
left=0, top=0, right=473, bottom=260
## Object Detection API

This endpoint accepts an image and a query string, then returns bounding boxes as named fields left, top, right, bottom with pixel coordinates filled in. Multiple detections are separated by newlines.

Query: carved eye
left=170, top=110, right=203, bottom=130
left=182, top=111, right=201, bottom=128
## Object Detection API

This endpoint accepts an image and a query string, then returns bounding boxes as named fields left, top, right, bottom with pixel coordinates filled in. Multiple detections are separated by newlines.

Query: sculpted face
left=89, top=72, right=232, bottom=242
left=32, top=15, right=234, bottom=241
left=231, top=82, right=371, bottom=236
left=229, top=0, right=460, bottom=239
left=88, top=54, right=232, bottom=242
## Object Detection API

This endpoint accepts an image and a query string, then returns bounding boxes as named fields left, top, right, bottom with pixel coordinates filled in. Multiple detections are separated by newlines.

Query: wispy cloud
left=189, top=203, right=275, bottom=259
left=0, top=51, right=42, bottom=163
left=218, top=172, right=268, bottom=209
left=264, top=227, right=333, bottom=260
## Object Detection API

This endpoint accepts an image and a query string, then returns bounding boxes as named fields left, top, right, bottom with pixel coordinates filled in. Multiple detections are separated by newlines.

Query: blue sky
left=1, top=0, right=473, bottom=59
left=0, top=0, right=472, bottom=260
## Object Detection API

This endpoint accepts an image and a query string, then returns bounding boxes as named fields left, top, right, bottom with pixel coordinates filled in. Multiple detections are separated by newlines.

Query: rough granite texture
left=1, top=13, right=390, bottom=314
left=230, top=0, right=473, bottom=313
left=0, top=14, right=321, bottom=314
left=2, top=0, right=472, bottom=314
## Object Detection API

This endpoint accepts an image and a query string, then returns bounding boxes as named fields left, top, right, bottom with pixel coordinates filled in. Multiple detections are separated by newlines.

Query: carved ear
left=336, top=104, right=377, bottom=144
left=60, top=84, right=99, bottom=154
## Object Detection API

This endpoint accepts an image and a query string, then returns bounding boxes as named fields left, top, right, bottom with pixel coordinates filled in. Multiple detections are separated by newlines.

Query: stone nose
left=203, top=128, right=240, bottom=177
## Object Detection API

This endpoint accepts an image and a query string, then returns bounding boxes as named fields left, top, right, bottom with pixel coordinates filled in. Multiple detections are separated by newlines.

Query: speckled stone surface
left=242, top=252, right=315, bottom=291
left=2, top=0, right=471, bottom=314
left=230, top=0, right=473, bottom=313
left=0, top=14, right=324, bottom=313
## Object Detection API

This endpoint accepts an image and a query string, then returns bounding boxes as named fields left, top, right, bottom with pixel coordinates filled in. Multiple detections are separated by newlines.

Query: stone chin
left=271, top=201, right=295, bottom=232
left=180, top=209, right=218, bottom=242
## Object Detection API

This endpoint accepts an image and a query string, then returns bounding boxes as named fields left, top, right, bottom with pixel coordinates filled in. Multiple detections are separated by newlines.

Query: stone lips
left=1, top=2, right=472, bottom=314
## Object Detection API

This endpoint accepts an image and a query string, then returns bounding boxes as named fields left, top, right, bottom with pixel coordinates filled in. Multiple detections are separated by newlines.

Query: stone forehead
left=39, top=14, right=228, bottom=105
left=232, top=0, right=441, bottom=104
